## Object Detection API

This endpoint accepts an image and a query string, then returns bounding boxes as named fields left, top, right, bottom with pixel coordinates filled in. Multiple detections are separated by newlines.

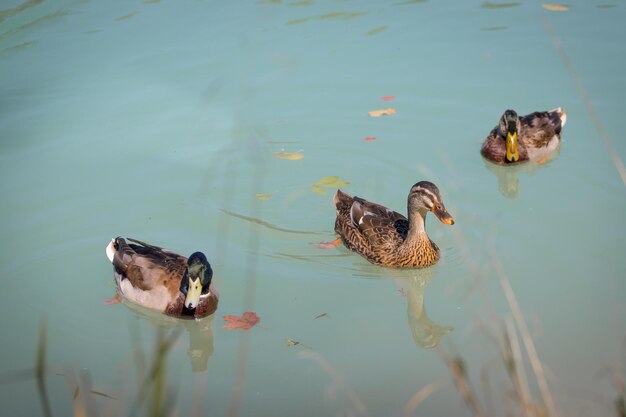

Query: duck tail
left=549, top=107, right=567, bottom=127
left=105, top=238, right=117, bottom=263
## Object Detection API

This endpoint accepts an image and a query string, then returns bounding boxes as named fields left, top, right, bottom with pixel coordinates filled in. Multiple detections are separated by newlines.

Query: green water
left=1, top=1, right=625, bottom=416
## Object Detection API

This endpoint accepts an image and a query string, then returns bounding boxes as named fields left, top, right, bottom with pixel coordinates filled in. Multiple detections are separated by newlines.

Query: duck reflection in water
left=401, top=269, right=453, bottom=349
left=482, top=147, right=560, bottom=199
left=119, top=299, right=214, bottom=373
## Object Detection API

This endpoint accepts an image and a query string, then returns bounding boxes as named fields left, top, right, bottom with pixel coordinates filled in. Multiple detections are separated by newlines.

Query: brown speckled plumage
left=481, top=108, right=567, bottom=164
left=333, top=181, right=454, bottom=268
left=106, top=237, right=218, bottom=319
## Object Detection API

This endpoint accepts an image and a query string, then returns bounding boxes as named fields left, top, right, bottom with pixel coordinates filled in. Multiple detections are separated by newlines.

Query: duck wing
left=350, top=197, right=408, bottom=246
left=112, top=237, right=187, bottom=292
left=520, top=110, right=564, bottom=149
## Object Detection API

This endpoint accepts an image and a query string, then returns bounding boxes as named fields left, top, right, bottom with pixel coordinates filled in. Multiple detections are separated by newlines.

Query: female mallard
left=481, top=108, right=567, bottom=164
left=333, top=181, right=455, bottom=268
left=105, top=237, right=218, bottom=319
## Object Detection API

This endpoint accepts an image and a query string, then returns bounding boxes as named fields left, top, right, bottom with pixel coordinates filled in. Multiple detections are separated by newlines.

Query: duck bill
left=506, top=132, right=519, bottom=162
left=433, top=205, right=455, bottom=225
left=184, top=277, right=202, bottom=309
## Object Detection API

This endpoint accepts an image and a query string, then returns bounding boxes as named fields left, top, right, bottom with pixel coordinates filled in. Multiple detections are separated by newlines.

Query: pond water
left=1, top=1, right=625, bottom=416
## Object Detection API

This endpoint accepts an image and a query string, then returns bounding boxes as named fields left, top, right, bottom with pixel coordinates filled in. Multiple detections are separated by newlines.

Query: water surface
left=1, top=1, right=625, bottom=416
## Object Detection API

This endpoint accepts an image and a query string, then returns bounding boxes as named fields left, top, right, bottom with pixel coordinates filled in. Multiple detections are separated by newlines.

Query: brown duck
left=333, top=181, right=454, bottom=268
left=481, top=108, right=567, bottom=164
left=105, top=237, right=218, bottom=319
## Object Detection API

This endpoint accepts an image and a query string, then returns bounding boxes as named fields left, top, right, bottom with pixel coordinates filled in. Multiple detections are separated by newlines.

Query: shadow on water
left=481, top=148, right=560, bottom=198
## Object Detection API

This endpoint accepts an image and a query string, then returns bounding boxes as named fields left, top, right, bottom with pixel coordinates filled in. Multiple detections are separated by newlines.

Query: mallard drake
left=333, top=181, right=454, bottom=268
left=480, top=108, right=567, bottom=164
left=105, top=237, right=218, bottom=319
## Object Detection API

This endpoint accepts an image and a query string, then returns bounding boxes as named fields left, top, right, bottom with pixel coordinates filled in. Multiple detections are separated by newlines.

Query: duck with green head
left=481, top=108, right=567, bottom=164
left=105, top=237, right=218, bottom=319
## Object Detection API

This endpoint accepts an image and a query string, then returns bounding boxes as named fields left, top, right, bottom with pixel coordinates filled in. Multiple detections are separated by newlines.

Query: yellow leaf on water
left=542, top=4, right=569, bottom=11
left=255, top=193, right=272, bottom=200
left=286, top=339, right=300, bottom=347
left=368, top=108, right=396, bottom=117
left=273, top=151, right=304, bottom=160
left=315, top=176, right=350, bottom=188
left=311, top=185, right=327, bottom=195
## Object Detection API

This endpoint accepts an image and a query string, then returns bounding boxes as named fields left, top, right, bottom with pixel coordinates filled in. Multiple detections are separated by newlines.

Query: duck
left=105, top=237, right=218, bottom=319
left=480, top=108, right=567, bottom=164
left=333, top=181, right=455, bottom=268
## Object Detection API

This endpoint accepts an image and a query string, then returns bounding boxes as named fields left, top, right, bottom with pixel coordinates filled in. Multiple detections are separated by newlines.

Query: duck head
left=409, top=181, right=455, bottom=225
left=180, top=252, right=213, bottom=310
left=499, top=109, right=521, bottom=162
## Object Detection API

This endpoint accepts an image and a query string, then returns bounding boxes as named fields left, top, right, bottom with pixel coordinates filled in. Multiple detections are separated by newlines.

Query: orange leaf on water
left=368, top=108, right=396, bottom=117
left=104, top=293, right=122, bottom=305
left=364, top=137, right=377, bottom=141
left=312, top=237, right=341, bottom=249
left=380, top=96, right=395, bottom=101
left=223, top=311, right=260, bottom=331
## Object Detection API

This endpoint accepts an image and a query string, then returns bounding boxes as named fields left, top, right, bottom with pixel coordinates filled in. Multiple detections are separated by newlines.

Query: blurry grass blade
left=314, top=313, right=329, bottom=320
left=403, top=379, right=446, bottom=417
left=36, top=318, right=53, bottom=417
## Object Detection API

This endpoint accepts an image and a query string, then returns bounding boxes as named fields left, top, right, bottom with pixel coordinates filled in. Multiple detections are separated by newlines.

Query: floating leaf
left=368, top=108, right=396, bottom=117
left=116, top=11, right=139, bottom=20
left=312, top=238, right=341, bottom=249
left=315, top=176, right=350, bottom=188
left=286, top=339, right=300, bottom=347
left=311, top=185, right=327, bottom=195
left=364, top=136, right=377, bottom=142
left=223, top=312, right=260, bottom=331
left=286, top=338, right=312, bottom=349
left=255, top=193, right=272, bottom=200
left=273, top=151, right=304, bottom=160
left=542, top=4, right=569, bottom=11
left=312, top=176, right=350, bottom=195
left=380, top=95, right=395, bottom=101
left=480, top=1, right=520, bottom=9
left=366, top=26, right=387, bottom=36
left=314, top=313, right=330, bottom=320
left=104, top=293, right=122, bottom=305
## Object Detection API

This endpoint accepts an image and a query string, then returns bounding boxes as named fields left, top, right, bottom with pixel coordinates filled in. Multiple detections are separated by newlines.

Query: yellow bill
left=506, top=131, right=519, bottom=162
left=184, top=277, right=202, bottom=309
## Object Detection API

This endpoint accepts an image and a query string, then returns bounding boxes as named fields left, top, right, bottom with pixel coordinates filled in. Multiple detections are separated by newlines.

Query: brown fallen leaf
left=368, top=108, right=396, bottom=117
left=542, top=4, right=569, bottom=11
left=273, top=150, right=304, bottom=160
left=380, top=96, right=395, bottom=101
left=364, top=136, right=377, bottom=141
left=223, top=312, right=260, bottom=331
